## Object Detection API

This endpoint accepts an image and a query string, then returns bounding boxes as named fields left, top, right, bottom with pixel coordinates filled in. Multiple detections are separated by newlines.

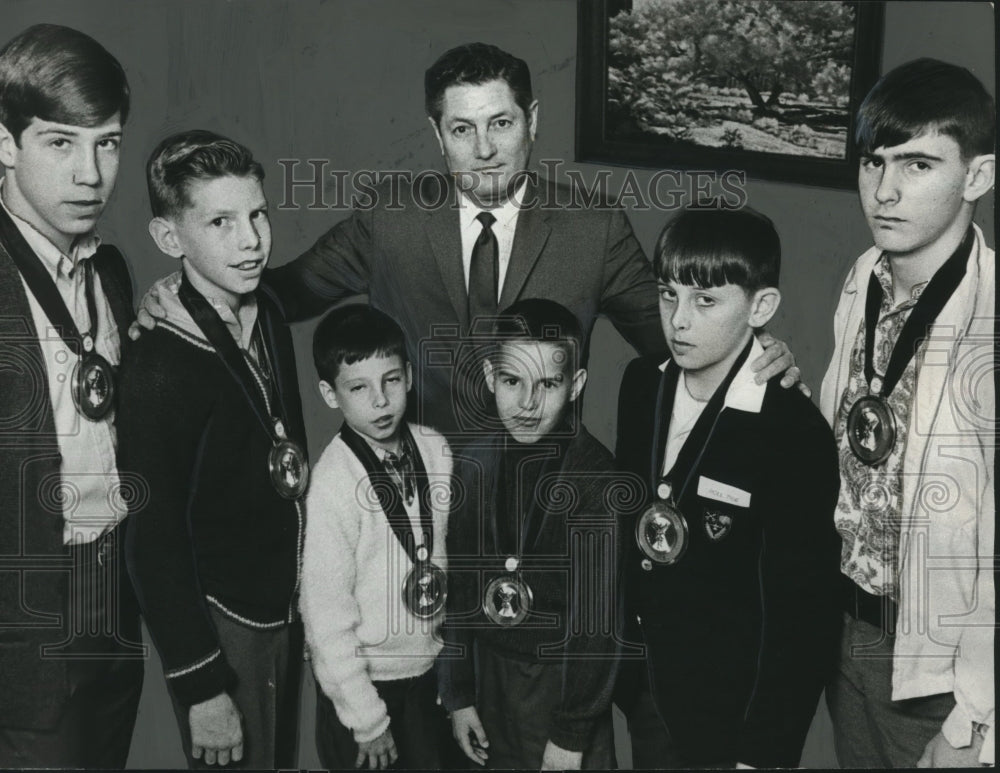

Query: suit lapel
left=424, top=181, right=468, bottom=327
left=499, top=179, right=551, bottom=310
left=92, top=246, right=132, bottom=343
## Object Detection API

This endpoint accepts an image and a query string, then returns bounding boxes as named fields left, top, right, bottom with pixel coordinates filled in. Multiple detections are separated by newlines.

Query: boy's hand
left=752, top=330, right=810, bottom=397
left=916, top=730, right=985, bottom=767
left=127, top=285, right=167, bottom=340
left=540, top=739, right=582, bottom=770
left=189, top=691, right=243, bottom=765
left=356, top=726, right=398, bottom=770
left=451, top=706, right=489, bottom=766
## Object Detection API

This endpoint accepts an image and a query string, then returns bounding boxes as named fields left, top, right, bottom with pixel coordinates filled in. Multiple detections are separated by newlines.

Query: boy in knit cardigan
left=439, top=298, right=621, bottom=770
left=119, top=131, right=307, bottom=769
left=300, top=304, right=453, bottom=770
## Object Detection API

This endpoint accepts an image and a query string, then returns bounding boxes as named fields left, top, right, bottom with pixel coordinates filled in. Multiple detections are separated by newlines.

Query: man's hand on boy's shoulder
left=356, top=726, right=398, bottom=770
left=541, top=739, right=583, bottom=770
left=450, top=706, right=489, bottom=766
left=753, top=330, right=810, bottom=397
left=189, top=691, right=243, bottom=766
left=128, top=275, right=174, bottom=340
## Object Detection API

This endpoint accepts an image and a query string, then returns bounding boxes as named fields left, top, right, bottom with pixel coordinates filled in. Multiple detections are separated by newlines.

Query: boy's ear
left=963, top=154, right=996, bottom=203
left=318, top=380, right=340, bottom=410
left=482, top=358, right=497, bottom=394
left=0, top=121, right=17, bottom=168
left=568, top=367, right=588, bottom=403
left=404, top=361, right=413, bottom=392
left=148, top=217, right=185, bottom=260
left=748, top=287, right=781, bottom=328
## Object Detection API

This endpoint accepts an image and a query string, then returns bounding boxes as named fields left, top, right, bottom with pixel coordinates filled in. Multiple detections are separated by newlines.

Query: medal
left=268, top=419, right=309, bottom=500
left=402, top=557, right=447, bottom=619
left=0, top=207, right=120, bottom=423
left=636, top=500, right=688, bottom=565
left=71, top=341, right=115, bottom=420
left=483, top=558, right=533, bottom=627
left=849, top=231, right=971, bottom=466
left=846, top=394, right=897, bottom=466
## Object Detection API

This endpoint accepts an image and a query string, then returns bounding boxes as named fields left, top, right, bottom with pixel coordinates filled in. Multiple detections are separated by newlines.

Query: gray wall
left=3, top=0, right=993, bottom=767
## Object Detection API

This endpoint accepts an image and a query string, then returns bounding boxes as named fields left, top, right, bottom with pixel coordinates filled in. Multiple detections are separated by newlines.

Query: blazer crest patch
left=704, top=509, right=733, bottom=541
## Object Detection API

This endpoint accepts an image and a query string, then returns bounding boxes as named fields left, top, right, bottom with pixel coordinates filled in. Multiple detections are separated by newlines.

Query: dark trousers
left=476, top=643, right=616, bottom=770
left=315, top=666, right=452, bottom=770
left=0, top=524, right=145, bottom=768
left=827, top=613, right=955, bottom=768
left=623, top=660, right=734, bottom=769
left=168, top=608, right=303, bottom=769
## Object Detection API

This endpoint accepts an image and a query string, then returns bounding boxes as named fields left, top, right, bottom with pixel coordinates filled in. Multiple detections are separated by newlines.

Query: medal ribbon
left=0, top=203, right=103, bottom=355
left=177, top=275, right=292, bottom=446
left=338, top=422, right=433, bottom=564
left=862, top=227, right=971, bottom=397
left=651, top=336, right=754, bottom=501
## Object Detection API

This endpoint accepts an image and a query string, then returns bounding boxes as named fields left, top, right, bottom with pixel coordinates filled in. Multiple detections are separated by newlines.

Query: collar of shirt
left=874, top=252, right=927, bottom=312
left=658, top=335, right=766, bottom=414
left=0, top=178, right=101, bottom=279
left=368, top=426, right=414, bottom=464
left=160, top=271, right=259, bottom=350
left=458, top=177, right=527, bottom=236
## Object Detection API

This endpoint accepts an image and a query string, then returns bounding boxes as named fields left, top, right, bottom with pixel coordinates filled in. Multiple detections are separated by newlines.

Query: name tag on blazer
left=697, top=476, right=751, bottom=508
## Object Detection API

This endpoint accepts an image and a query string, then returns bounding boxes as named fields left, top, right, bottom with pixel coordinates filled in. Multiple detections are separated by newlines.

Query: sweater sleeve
left=736, top=409, right=842, bottom=768
left=546, top=466, right=622, bottom=752
left=300, top=444, right=390, bottom=744
left=118, top=337, right=236, bottom=707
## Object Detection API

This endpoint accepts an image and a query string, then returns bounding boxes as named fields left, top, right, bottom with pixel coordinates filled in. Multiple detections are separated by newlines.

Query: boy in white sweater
left=301, top=304, right=453, bottom=769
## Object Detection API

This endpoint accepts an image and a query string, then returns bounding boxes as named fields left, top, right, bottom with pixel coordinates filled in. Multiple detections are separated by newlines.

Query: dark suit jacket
left=616, top=354, right=842, bottom=768
left=265, top=175, right=664, bottom=435
left=0, top=211, right=135, bottom=731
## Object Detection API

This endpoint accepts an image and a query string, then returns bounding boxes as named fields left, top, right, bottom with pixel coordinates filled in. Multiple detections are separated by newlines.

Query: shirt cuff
left=942, top=704, right=994, bottom=765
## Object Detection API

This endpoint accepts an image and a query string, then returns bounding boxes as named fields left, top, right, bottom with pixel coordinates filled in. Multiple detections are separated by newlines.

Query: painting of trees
left=606, top=0, right=861, bottom=157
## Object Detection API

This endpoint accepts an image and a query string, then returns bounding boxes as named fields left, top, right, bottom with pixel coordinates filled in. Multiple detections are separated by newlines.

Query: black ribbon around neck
left=0, top=203, right=102, bottom=355
left=862, top=228, right=972, bottom=397
left=651, top=336, right=754, bottom=502
left=339, top=422, right=433, bottom=565
left=177, top=275, right=288, bottom=444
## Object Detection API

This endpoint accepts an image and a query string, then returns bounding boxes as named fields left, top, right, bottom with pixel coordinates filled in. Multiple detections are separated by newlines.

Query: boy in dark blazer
left=617, top=209, right=841, bottom=768
left=440, top=298, right=622, bottom=770
left=0, top=24, right=142, bottom=768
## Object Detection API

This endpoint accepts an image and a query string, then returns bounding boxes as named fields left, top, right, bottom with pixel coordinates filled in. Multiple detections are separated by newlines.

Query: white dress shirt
left=1, top=187, right=123, bottom=545
left=458, top=180, right=527, bottom=301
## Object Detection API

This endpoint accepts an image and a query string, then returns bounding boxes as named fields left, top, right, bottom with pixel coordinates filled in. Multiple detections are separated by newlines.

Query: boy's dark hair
left=855, top=58, right=995, bottom=160
left=147, top=130, right=264, bottom=218
left=0, top=24, right=130, bottom=143
left=313, top=304, right=408, bottom=385
left=654, top=208, right=780, bottom=292
left=425, top=42, right=533, bottom=125
left=490, top=298, right=584, bottom=372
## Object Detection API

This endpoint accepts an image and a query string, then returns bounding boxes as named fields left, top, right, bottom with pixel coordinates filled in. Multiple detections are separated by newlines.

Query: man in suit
left=0, top=24, right=144, bottom=768
left=263, top=42, right=799, bottom=437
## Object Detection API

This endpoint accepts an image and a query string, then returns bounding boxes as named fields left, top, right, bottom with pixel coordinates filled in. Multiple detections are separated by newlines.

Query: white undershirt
left=662, top=372, right=709, bottom=477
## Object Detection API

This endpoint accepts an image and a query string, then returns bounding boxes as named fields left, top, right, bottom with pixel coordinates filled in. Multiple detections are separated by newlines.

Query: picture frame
left=576, top=0, right=885, bottom=189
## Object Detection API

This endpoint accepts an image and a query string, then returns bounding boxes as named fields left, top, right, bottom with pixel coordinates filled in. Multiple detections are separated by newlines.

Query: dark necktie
left=468, top=211, right=498, bottom=325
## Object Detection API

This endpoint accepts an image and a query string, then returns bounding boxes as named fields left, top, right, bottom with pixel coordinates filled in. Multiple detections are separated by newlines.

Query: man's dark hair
left=425, top=42, right=533, bottom=125
left=855, top=58, right=995, bottom=160
left=313, top=304, right=408, bottom=385
left=654, top=208, right=780, bottom=292
left=0, top=24, right=130, bottom=143
left=147, top=129, right=264, bottom=219
left=489, top=298, right=584, bottom=373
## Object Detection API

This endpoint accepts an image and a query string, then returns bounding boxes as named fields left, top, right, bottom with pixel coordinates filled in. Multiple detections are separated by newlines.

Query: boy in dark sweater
left=439, top=298, right=621, bottom=770
left=118, top=131, right=307, bottom=768
left=617, top=208, right=841, bottom=768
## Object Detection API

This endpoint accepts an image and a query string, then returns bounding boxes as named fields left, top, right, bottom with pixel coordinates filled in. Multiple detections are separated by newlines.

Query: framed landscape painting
left=577, top=0, right=885, bottom=188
